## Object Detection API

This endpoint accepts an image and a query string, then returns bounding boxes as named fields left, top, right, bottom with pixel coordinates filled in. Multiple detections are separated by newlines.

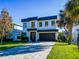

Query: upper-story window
left=39, top=21, right=42, bottom=27
left=23, top=23, right=27, bottom=28
left=45, top=21, right=48, bottom=27
left=51, top=21, right=55, bottom=26
left=31, top=22, right=35, bottom=28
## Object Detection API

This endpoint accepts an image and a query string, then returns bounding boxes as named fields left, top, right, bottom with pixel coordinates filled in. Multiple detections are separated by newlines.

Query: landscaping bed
left=47, top=42, right=79, bottom=59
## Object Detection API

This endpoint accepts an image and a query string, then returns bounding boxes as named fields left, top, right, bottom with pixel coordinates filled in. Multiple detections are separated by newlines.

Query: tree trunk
left=1, top=26, right=5, bottom=44
left=0, top=37, right=3, bottom=44
left=67, top=29, right=72, bottom=45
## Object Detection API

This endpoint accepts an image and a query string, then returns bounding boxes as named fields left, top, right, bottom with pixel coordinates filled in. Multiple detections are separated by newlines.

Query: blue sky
left=0, top=0, right=68, bottom=25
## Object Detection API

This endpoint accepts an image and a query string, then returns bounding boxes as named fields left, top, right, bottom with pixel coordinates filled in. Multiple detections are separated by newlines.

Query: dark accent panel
left=21, top=16, right=57, bottom=22
left=27, top=29, right=58, bottom=31
left=21, top=17, right=38, bottom=22
left=37, top=29, right=58, bottom=32
left=39, top=33, right=55, bottom=41
left=38, top=16, right=57, bottom=20
left=27, top=28, right=37, bottom=31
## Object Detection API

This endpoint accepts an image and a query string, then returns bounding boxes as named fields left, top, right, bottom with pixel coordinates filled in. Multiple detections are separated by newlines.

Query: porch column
left=36, top=31, right=38, bottom=42
left=28, top=32, right=31, bottom=42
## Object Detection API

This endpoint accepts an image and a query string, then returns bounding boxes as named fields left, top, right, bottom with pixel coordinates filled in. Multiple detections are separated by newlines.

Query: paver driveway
left=0, top=42, right=55, bottom=59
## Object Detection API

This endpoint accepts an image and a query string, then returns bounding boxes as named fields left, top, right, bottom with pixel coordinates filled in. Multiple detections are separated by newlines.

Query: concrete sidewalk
left=0, top=42, right=55, bottom=59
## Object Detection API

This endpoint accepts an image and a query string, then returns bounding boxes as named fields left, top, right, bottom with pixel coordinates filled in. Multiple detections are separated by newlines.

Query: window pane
left=51, top=21, right=55, bottom=26
left=45, top=21, right=48, bottom=27
left=23, top=23, right=27, bottom=28
left=39, top=22, right=42, bottom=27
left=31, top=22, right=35, bottom=28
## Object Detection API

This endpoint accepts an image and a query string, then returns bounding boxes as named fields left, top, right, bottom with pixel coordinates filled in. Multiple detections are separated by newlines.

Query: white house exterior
left=21, top=16, right=58, bottom=42
left=10, top=24, right=23, bottom=40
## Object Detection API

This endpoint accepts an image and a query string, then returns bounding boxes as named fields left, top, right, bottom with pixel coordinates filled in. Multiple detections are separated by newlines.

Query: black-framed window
left=45, top=21, right=48, bottom=27
left=31, top=22, right=35, bottom=28
left=39, top=21, right=42, bottom=27
left=51, top=21, right=55, bottom=26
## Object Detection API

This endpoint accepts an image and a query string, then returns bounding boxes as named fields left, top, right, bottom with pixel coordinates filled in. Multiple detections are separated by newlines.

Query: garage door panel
left=39, top=33, right=55, bottom=41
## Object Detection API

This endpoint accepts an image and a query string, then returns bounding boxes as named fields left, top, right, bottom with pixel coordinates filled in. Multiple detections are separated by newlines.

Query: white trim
left=29, top=31, right=37, bottom=42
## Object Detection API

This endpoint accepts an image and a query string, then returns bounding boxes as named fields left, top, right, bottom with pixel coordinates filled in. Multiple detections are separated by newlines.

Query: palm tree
left=59, top=0, right=79, bottom=44
left=65, top=0, right=79, bottom=32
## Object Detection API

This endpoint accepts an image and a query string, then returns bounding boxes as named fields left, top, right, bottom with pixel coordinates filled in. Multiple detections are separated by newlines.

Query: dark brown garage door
left=39, top=33, right=56, bottom=41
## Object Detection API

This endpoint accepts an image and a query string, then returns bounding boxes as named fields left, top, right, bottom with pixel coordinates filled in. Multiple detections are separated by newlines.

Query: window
left=39, top=21, right=42, bottom=27
left=23, top=23, right=27, bottom=28
left=45, top=21, right=48, bottom=27
left=31, top=22, right=35, bottom=28
left=51, top=21, right=55, bottom=26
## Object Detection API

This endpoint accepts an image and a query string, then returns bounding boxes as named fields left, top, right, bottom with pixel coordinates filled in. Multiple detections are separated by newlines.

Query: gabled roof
left=21, top=15, right=57, bottom=22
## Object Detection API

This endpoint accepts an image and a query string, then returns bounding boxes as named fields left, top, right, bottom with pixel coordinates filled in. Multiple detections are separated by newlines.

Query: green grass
left=0, top=41, right=29, bottom=51
left=47, top=42, right=79, bottom=59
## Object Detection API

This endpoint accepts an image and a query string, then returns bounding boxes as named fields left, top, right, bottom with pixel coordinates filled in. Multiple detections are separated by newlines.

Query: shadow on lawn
left=0, top=43, right=52, bottom=56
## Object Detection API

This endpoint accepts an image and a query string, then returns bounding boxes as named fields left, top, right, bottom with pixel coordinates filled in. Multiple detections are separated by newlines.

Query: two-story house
left=21, top=16, right=58, bottom=42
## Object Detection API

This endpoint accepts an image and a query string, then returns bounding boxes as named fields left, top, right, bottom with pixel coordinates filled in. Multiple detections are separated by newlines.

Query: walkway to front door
left=0, top=42, right=55, bottom=59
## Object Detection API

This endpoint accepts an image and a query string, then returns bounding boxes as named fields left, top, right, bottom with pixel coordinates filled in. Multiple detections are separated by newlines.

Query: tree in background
left=65, top=0, right=79, bottom=33
left=64, top=0, right=79, bottom=45
left=0, top=9, right=13, bottom=44
left=58, top=0, right=79, bottom=45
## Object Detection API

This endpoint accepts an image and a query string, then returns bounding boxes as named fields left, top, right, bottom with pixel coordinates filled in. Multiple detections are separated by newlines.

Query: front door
left=30, top=32, right=36, bottom=42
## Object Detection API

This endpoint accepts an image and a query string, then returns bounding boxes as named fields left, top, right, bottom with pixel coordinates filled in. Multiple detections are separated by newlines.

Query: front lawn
left=0, top=41, right=29, bottom=51
left=47, top=42, right=79, bottom=59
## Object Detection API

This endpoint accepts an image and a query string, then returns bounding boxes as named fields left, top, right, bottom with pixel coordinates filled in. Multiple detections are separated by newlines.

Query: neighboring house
left=21, top=16, right=58, bottom=42
left=72, top=22, right=79, bottom=42
left=10, top=24, right=23, bottom=41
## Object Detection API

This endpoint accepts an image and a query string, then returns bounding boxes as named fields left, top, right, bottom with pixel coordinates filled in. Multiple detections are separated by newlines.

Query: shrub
left=67, top=35, right=72, bottom=45
left=58, top=32, right=67, bottom=42
left=21, top=37, right=29, bottom=42
left=20, top=32, right=29, bottom=42
left=3, top=37, right=13, bottom=42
